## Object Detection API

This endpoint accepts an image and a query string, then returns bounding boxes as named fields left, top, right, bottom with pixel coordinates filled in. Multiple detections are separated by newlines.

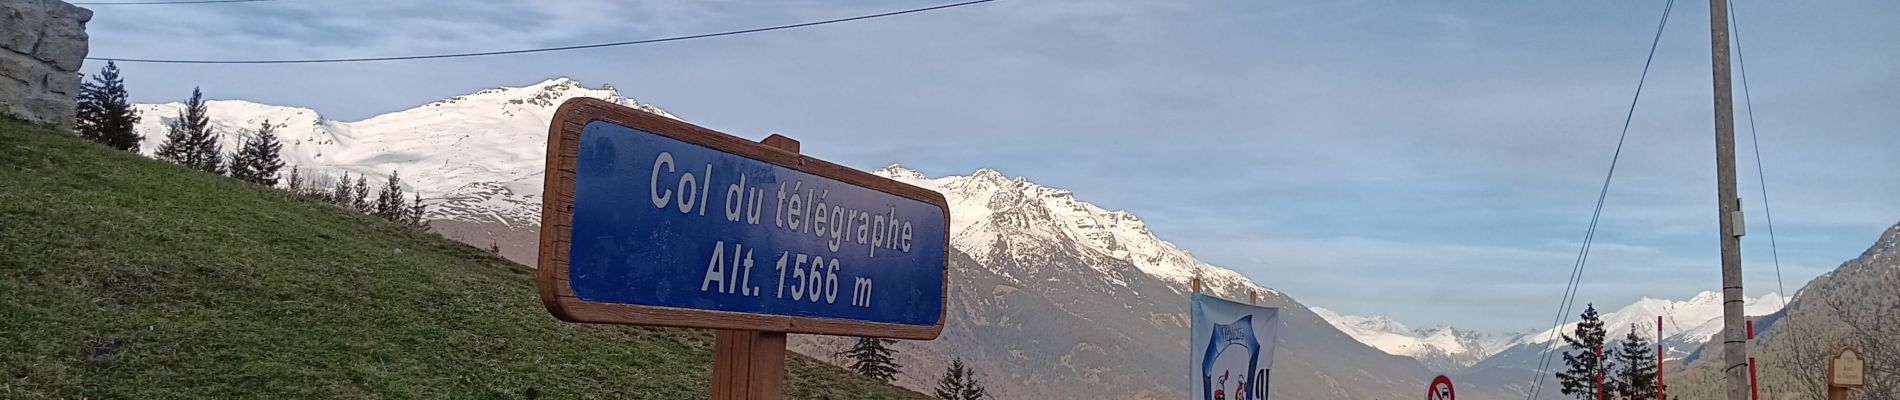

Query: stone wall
left=0, top=0, right=88, bottom=128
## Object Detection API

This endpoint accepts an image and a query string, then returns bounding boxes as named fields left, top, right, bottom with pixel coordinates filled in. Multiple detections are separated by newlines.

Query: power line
left=87, top=0, right=999, bottom=64
left=74, top=0, right=276, bottom=5
left=1729, top=0, right=1788, bottom=308
left=1524, top=0, right=1676, bottom=398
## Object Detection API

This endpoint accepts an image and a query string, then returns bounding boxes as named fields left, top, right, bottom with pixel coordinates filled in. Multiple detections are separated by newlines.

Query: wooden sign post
left=536, top=98, right=951, bottom=399
left=1826, top=347, right=1864, bottom=400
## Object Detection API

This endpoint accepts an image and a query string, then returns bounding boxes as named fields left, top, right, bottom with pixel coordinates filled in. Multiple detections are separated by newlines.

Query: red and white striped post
left=1597, top=344, right=1606, bottom=400
left=1747, top=320, right=1759, bottom=400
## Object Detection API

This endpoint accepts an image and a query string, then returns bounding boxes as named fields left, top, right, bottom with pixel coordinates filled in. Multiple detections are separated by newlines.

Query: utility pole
left=1707, top=0, right=1749, bottom=399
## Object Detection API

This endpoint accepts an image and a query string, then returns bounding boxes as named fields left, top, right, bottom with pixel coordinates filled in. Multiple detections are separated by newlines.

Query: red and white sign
left=1427, top=375, right=1455, bottom=400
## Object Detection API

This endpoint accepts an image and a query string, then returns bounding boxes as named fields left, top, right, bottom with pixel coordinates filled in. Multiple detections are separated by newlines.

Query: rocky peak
left=873, top=164, right=929, bottom=182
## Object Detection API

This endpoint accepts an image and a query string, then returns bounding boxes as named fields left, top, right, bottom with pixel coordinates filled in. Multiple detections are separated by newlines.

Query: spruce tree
left=406, top=192, right=428, bottom=227
left=352, top=175, right=371, bottom=212
left=1555, top=304, right=1611, bottom=400
left=934, top=358, right=986, bottom=400
left=1609, top=323, right=1659, bottom=400
left=845, top=337, right=900, bottom=382
left=373, top=171, right=407, bottom=221
left=961, top=368, right=987, bottom=400
left=229, top=120, right=285, bottom=186
left=75, top=61, right=142, bottom=151
left=331, top=172, right=356, bottom=208
left=157, top=87, right=221, bottom=173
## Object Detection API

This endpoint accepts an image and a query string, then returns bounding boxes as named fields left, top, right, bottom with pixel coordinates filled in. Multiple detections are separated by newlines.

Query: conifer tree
left=352, top=175, right=371, bottom=212
left=229, top=120, right=285, bottom=186
left=934, top=358, right=987, bottom=400
left=74, top=61, right=142, bottom=151
left=407, top=192, right=427, bottom=227
left=844, top=337, right=900, bottom=382
left=373, top=171, right=408, bottom=221
left=1609, top=323, right=1659, bottom=400
left=156, top=87, right=221, bottom=173
left=1556, top=304, right=1612, bottom=400
left=331, top=172, right=355, bottom=208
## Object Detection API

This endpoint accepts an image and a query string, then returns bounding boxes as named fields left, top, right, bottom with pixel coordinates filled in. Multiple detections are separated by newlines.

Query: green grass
left=0, top=117, right=928, bottom=400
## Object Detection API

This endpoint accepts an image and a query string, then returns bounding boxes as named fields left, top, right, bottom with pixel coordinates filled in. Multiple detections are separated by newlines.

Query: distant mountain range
left=1312, top=292, right=1785, bottom=375
left=1310, top=307, right=1530, bottom=372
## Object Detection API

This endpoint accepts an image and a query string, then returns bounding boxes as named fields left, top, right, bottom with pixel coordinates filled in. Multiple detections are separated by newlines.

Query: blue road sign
left=559, top=119, right=948, bottom=329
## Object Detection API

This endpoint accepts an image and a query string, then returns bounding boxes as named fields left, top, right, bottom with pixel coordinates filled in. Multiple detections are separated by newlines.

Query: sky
left=83, top=0, right=1900, bottom=332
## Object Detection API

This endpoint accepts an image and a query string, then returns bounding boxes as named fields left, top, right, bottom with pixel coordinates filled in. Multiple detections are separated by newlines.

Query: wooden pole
left=1658, top=315, right=1665, bottom=400
left=1707, top=0, right=1749, bottom=399
left=712, top=330, right=787, bottom=400
left=1597, top=344, right=1605, bottom=400
left=710, top=134, right=802, bottom=400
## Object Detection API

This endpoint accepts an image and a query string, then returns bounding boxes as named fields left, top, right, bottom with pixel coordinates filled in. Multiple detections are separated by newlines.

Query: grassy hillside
left=0, top=117, right=928, bottom=399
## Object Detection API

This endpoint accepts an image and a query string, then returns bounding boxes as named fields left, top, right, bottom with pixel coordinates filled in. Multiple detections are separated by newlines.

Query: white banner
left=1190, top=293, right=1279, bottom=400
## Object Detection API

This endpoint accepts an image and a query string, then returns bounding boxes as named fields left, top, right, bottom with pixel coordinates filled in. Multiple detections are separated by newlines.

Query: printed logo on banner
left=1190, top=294, right=1278, bottom=400
left=1203, top=316, right=1259, bottom=400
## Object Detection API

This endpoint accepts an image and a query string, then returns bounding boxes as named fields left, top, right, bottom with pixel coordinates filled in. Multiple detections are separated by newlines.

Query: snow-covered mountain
left=132, top=78, right=1524, bottom=399
left=876, top=166, right=1266, bottom=293
left=840, top=166, right=1497, bottom=399
left=1314, top=291, right=1784, bottom=374
left=1504, top=291, right=1785, bottom=361
left=132, top=78, right=673, bottom=238
left=1311, top=308, right=1529, bottom=372
left=1464, top=290, right=1785, bottom=388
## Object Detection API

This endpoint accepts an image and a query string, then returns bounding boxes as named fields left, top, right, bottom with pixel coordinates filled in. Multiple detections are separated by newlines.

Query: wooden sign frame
left=535, top=97, right=950, bottom=340
left=1828, top=347, right=1864, bottom=389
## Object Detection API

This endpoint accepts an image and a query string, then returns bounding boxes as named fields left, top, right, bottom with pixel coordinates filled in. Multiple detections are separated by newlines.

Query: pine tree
left=933, top=358, right=986, bottom=400
left=373, top=171, right=407, bottom=221
left=229, top=120, right=285, bottom=186
left=1609, top=323, right=1659, bottom=400
left=844, top=337, right=900, bottom=382
left=74, top=61, right=142, bottom=151
left=406, top=192, right=427, bottom=227
left=352, top=175, right=371, bottom=212
left=156, top=87, right=221, bottom=174
left=961, top=369, right=987, bottom=400
left=331, top=172, right=356, bottom=208
left=1556, top=304, right=1612, bottom=400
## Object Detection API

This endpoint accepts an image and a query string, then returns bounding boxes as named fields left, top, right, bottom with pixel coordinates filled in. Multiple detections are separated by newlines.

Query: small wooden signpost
left=536, top=98, right=951, bottom=399
left=1826, top=347, right=1864, bottom=400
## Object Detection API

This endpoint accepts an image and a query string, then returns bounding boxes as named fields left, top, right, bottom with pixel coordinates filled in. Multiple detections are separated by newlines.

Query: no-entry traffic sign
left=1428, top=375, right=1455, bottom=400
left=534, top=97, right=950, bottom=340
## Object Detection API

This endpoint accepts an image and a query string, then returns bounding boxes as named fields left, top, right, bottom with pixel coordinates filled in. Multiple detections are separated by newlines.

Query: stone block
left=25, top=92, right=74, bottom=127
left=0, top=49, right=41, bottom=84
left=42, top=0, right=86, bottom=23
left=42, top=68, right=77, bottom=95
left=0, top=0, right=47, bottom=55
left=0, top=0, right=85, bottom=128
left=31, top=22, right=85, bottom=71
